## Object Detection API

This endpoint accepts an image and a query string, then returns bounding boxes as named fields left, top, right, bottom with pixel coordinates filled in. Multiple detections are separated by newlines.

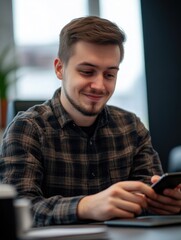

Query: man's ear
left=54, top=58, right=64, bottom=79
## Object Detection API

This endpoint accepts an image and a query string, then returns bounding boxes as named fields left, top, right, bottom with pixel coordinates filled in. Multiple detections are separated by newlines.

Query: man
left=0, top=16, right=181, bottom=227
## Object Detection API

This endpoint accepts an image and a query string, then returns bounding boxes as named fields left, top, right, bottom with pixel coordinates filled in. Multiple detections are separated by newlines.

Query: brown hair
left=58, top=16, right=126, bottom=64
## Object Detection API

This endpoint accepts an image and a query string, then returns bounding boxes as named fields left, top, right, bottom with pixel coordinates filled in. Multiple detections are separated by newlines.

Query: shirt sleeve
left=130, top=115, right=164, bottom=184
left=0, top=118, right=84, bottom=226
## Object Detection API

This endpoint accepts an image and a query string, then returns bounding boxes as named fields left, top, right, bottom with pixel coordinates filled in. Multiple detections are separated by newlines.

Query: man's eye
left=105, top=73, right=115, bottom=79
left=80, top=70, right=93, bottom=75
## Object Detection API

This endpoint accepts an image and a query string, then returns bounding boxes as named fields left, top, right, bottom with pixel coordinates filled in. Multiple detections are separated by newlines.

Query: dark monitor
left=6, top=100, right=45, bottom=126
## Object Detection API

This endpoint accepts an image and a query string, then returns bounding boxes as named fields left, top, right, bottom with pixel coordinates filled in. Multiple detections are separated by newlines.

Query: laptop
left=105, top=215, right=181, bottom=227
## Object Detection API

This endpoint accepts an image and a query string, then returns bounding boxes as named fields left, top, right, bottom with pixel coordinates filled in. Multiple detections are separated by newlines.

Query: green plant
left=0, top=46, right=19, bottom=99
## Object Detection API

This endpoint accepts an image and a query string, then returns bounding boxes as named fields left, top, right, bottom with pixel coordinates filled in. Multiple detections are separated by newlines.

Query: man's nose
left=90, top=74, right=105, bottom=91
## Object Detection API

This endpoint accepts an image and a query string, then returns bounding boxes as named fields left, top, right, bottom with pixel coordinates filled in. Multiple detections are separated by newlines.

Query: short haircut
left=58, top=16, right=126, bottom=64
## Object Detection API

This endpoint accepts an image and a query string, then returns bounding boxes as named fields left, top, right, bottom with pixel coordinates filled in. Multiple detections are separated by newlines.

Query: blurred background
left=0, top=0, right=181, bottom=172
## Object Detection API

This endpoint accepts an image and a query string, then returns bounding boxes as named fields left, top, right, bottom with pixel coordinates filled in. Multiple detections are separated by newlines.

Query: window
left=12, top=0, right=88, bottom=99
left=100, top=0, right=148, bottom=126
left=12, top=0, right=148, bottom=126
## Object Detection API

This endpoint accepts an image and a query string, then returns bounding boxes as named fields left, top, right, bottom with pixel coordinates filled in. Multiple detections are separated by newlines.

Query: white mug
left=14, top=198, right=32, bottom=237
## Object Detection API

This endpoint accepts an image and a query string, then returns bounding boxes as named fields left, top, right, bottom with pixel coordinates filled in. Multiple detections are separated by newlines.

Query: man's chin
left=79, top=106, right=103, bottom=117
left=80, top=110, right=99, bottom=117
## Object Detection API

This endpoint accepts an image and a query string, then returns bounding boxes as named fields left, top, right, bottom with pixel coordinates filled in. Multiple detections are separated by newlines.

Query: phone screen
left=151, top=172, right=181, bottom=194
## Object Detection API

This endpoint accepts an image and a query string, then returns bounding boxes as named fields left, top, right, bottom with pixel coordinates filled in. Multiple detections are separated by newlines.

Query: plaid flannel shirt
left=0, top=88, right=163, bottom=226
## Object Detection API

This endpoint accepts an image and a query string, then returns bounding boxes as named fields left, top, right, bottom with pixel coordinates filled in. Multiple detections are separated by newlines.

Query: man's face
left=55, top=41, right=121, bottom=118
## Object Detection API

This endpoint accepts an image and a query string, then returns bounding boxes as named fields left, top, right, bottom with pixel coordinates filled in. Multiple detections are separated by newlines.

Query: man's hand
left=147, top=175, right=181, bottom=215
left=77, top=181, right=157, bottom=221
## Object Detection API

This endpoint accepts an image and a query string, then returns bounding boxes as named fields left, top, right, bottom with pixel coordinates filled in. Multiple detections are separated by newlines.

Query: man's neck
left=70, top=110, right=97, bottom=127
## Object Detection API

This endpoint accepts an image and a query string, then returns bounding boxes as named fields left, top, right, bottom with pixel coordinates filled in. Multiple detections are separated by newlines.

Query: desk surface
left=72, top=223, right=181, bottom=240
left=26, top=223, right=181, bottom=240
left=106, top=224, right=181, bottom=240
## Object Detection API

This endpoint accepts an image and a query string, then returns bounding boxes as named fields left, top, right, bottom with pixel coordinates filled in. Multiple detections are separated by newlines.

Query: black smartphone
left=151, top=172, right=181, bottom=194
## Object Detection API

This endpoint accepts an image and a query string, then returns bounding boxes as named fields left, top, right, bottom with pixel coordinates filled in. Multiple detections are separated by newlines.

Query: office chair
left=168, top=146, right=181, bottom=172
left=6, top=100, right=45, bottom=126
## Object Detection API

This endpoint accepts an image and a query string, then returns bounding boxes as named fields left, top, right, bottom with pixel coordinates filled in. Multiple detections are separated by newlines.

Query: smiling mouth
left=84, top=93, right=104, bottom=102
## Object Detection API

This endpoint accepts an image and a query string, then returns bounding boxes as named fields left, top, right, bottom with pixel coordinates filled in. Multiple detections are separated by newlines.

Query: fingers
left=147, top=198, right=181, bottom=214
left=151, top=175, right=161, bottom=184
left=164, top=188, right=181, bottom=200
left=105, top=198, right=139, bottom=219
left=78, top=180, right=177, bottom=222
left=109, top=185, right=147, bottom=209
left=176, top=183, right=181, bottom=190
left=77, top=193, right=136, bottom=221
left=148, top=206, right=178, bottom=215
left=77, top=181, right=152, bottom=221
left=118, top=181, right=157, bottom=200
left=108, top=191, right=144, bottom=215
left=108, top=209, right=135, bottom=219
left=106, top=182, right=154, bottom=216
left=147, top=188, right=181, bottom=215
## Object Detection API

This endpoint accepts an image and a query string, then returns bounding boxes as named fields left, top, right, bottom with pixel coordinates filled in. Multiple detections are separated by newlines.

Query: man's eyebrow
left=77, top=62, right=119, bottom=70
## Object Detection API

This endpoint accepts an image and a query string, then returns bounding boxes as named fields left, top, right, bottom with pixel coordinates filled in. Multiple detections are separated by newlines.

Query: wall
left=141, top=0, right=181, bottom=171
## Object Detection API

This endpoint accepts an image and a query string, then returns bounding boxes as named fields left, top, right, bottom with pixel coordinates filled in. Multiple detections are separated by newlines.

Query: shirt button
left=91, top=172, right=96, bottom=178
left=90, top=140, right=92, bottom=145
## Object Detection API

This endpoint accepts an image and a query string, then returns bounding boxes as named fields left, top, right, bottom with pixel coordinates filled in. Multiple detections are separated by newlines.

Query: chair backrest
left=6, top=100, right=45, bottom=126
left=168, top=146, right=181, bottom=172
